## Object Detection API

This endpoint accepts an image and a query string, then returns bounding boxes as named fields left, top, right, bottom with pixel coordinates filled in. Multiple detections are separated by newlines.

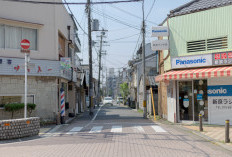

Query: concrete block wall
left=0, top=76, right=58, bottom=122
left=0, top=117, right=40, bottom=140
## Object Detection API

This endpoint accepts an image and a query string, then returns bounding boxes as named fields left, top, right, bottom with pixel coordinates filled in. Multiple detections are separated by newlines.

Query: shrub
left=4, top=103, right=24, bottom=119
left=4, top=103, right=36, bottom=119
left=27, top=103, right=36, bottom=117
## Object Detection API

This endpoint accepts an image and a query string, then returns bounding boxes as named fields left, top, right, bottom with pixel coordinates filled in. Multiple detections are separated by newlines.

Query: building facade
left=0, top=0, right=82, bottom=122
left=156, top=0, right=232, bottom=125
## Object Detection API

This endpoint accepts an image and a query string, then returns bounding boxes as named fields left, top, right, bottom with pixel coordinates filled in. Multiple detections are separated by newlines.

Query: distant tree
left=120, top=82, right=129, bottom=105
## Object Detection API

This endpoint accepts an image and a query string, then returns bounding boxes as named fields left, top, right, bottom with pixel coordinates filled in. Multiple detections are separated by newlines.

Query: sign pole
left=24, top=53, right=28, bottom=119
left=21, top=39, right=30, bottom=119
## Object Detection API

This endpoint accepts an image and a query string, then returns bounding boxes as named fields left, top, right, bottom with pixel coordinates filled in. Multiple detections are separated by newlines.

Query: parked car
left=116, top=97, right=123, bottom=104
left=103, top=97, right=113, bottom=106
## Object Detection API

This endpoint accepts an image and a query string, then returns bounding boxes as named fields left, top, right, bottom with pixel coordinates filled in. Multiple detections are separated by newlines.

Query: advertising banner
left=212, top=51, right=232, bottom=65
left=151, top=26, right=169, bottom=37
left=208, top=85, right=232, bottom=124
left=151, top=40, right=169, bottom=51
left=171, top=54, right=212, bottom=69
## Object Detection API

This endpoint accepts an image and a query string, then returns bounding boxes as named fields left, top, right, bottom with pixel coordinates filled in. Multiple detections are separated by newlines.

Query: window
left=187, top=36, right=228, bottom=53
left=0, top=25, right=4, bottom=48
left=0, top=24, right=37, bottom=50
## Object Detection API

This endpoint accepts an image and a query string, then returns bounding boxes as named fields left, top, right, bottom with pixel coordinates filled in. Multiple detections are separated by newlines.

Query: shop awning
left=155, top=66, right=232, bottom=82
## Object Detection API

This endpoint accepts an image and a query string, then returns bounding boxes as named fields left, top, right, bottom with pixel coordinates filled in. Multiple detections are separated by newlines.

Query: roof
left=169, top=0, right=232, bottom=17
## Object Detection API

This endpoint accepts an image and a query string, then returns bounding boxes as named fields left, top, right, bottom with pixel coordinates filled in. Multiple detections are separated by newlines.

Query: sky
left=66, top=0, right=191, bottom=78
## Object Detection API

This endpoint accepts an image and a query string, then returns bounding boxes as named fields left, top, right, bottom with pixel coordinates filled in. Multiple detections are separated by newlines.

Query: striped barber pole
left=155, top=66, right=232, bottom=82
left=60, top=89, right=65, bottom=117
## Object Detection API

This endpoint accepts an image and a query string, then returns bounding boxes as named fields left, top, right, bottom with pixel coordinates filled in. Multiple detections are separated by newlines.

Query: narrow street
left=0, top=102, right=231, bottom=157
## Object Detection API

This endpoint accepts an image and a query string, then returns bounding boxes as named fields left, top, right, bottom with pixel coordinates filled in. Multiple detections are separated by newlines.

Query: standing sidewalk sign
left=21, top=39, right=30, bottom=119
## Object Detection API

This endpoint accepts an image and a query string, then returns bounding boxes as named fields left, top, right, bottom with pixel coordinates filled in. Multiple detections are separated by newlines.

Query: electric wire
left=4, top=0, right=143, bottom=5
left=92, top=9, right=140, bottom=30
left=109, top=4, right=158, bottom=25
left=145, top=0, right=157, bottom=20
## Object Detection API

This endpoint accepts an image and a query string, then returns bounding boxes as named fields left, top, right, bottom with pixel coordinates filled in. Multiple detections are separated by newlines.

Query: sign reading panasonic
left=172, top=54, right=212, bottom=69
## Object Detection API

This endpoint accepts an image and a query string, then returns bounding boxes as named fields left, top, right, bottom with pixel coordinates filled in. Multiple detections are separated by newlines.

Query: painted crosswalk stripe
left=66, top=127, right=83, bottom=134
left=133, top=126, right=145, bottom=133
left=89, top=126, right=103, bottom=133
left=151, top=125, right=167, bottom=133
left=111, top=126, right=122, bottom=133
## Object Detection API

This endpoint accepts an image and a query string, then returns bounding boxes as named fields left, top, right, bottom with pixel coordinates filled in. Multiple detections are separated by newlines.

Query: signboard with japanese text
left=212, top=51, right=232, bottom=65
left=0, top=57, right=72, bottom=80
left=151, top=39, right=169, bottom=51
left=208, top=85, right=232, bottom=124
left=60, top=57, right=71, bottom=70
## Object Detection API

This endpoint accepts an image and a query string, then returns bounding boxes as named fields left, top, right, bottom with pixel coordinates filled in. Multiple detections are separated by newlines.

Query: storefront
left=156, top=52, right=232, bottom=125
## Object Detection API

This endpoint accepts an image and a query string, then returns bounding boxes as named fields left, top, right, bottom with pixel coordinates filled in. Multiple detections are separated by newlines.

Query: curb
left=156, top=118, right=232, bottom=152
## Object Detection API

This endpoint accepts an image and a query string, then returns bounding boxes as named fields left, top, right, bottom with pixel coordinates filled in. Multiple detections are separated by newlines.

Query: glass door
left=193, top=80, right=208, bottom=121
left=178, top=81, right=193, bottom=121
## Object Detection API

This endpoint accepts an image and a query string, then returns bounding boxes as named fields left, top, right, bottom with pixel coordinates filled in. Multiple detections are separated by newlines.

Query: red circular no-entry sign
left=21, top=39, right=30, bottom=50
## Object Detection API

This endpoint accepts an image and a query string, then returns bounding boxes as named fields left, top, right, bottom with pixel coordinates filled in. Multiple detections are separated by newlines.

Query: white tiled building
left=0, top=0, right=82, bottom=122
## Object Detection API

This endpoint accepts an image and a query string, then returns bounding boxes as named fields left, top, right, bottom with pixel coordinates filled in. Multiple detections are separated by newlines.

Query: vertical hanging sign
left=60, top=89, right=65, bottom=117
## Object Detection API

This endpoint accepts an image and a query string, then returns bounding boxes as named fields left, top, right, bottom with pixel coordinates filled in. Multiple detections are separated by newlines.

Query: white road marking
left=151, top=125, right=167, bottom=133
left=66, top=127, right=83, bottom=134
left=84, top=104, right=105, bottom=128
left=111, top=126, right=122, bottom=133
left=133, top=126, right=145, bottom=133
left=89, top=126, right=103, bottom=133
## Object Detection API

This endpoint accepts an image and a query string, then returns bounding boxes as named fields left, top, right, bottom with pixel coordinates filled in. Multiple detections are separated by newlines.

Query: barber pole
left=60, top=89, right=65, bottom=117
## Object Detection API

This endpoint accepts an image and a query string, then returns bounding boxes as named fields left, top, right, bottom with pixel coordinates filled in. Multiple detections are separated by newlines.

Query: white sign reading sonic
left=208, top=85, right=232, bottom=125
left=172, top=54, right=212, bottom=69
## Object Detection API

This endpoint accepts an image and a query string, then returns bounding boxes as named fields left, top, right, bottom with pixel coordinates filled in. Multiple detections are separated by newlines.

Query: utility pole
left=142, top=0, right=147, bottom=118
left=97, top=33, right=103, bottom=107
left=87, top=0, right=93, bottom=116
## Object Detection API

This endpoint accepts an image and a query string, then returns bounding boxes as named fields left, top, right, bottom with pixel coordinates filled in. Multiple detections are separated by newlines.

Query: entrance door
left=193, top=80, right=208, bottom=121
left=178, top=81, right=193, bottom=121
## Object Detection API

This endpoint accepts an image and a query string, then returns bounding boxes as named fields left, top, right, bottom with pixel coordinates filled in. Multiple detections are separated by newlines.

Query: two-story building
left=0, top=0, right=82, bottom=123
left=156, top=0, right=232, bottom=125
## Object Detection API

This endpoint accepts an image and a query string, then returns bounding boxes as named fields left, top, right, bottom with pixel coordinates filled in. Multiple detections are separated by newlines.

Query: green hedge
left=4, top=103, right=36, bottom=119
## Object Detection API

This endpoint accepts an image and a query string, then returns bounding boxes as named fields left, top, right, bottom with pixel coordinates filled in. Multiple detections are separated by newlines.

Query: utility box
left=92, top=19, right=99, bottom=31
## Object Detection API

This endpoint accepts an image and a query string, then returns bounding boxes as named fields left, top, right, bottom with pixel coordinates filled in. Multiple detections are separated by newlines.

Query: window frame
left=0, top=24, right=38, bottom=51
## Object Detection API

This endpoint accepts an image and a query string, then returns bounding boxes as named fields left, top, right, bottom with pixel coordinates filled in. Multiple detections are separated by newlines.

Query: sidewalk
left=156, top=118, right=232, bottom=152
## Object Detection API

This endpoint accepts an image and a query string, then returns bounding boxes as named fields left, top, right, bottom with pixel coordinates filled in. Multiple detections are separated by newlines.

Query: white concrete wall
left=167, top=81, right=176, bottom=123
left=0, top=76, right=58, bottom=121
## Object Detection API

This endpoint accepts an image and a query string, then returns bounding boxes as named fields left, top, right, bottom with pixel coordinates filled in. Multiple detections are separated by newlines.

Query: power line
left=92, top=9, right=140, bottom=30
left=109, top=33, right=140, bottom=42
left=145, top=0, right=157, bottom=20
left=5, top=0, right=142, bottom=5
left=109, top=4, right=158, bottom=25
left=64, top=0, right=88, bottom=35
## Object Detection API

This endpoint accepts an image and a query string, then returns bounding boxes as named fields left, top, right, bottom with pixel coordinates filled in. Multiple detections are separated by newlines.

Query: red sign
left=221, top=53, right=227, bottom=59
left=228, top=52, right=232, bottom=59
left=214, top=54, right=220, bottom=60
left=21, top=39, right=30, bottom=50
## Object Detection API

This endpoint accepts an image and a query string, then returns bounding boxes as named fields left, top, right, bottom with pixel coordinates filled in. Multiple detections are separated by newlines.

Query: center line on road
left=89, top=126, right=103, bottom=133
left=151, top=125, right=167, bottom=133
left=111, top=126, right=122, bottom=133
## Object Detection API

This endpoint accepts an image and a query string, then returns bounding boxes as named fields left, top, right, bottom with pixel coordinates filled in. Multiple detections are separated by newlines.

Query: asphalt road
left=0, top=102, right=231, bottom=157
